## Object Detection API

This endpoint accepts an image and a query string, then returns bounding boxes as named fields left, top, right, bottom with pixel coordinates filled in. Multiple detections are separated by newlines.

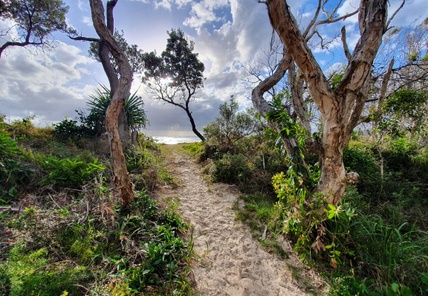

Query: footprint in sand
left=158, top=145, right=326, bottom=296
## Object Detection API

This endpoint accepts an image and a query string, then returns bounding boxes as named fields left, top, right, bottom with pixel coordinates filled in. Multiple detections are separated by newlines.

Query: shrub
left=212, top=153, right=251, bottom=184
left=83, top=84, right=148, bottom=136
left=53, top=118, right=86, bottom=141
left=39, top=155, right=105, bottom=189
left=0, top=131, right=32, bottom=202
left=54, top=85, right=148, bottom=142
left=0, top=245, right=90, bottom=296
left=204, top=97, right=263, bottom=152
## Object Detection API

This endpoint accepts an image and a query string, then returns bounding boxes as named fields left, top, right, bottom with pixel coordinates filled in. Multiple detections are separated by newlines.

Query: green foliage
left=86, top=84, right=147, bottom=134
left=325, top=189, right=428, bottom=295
left=272, top=165, right=323, bottom=257
left=180, top=142, right=204, bottom=158
left=377, top=89, right=428, bottom=137
left=234, top=194, right=279, bottom=236
left=39, top=155, right=105, bottom=189
left=53, top=118, right=85, bottom=141
left=211, top=153, right=251, bottom=184
left=6, top=116, right=36, bottom=141
left=143, top=28, right=204, bottom=92
left=54, top=84, right=147, bottom=140
left=163, top=29, right=204, bottom=88
left=0, top=131, right=32, bottom=202
left=204, top=97, right=262, bottom=151
left=0, top=0, right=70, bottom=54
left=0, top=245, right=90, bottom=296
left=3, top=190, right=192, bottom=295
left=266, top=93, right=310, bottom=182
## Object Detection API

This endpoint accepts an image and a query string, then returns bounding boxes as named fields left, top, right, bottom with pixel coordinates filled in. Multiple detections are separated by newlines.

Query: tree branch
left=385, top=0, right=406, bottom=31
left=251, top=51, right=292, bottom=117
left=0, top=40, right=41, bottom=57
left=266, top=0, right=331, bottom=116
left=341, top=26, right=351, bottom=62
left=69, top=36, right=100, bottom=43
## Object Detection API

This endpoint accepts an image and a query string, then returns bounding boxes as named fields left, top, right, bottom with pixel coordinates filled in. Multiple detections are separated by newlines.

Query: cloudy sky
left=0, top=0, right=427, bottom=137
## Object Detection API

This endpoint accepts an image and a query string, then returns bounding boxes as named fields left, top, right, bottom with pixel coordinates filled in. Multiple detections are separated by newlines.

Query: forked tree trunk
left=264, top=0, right=388, bottom=205
left=90, top=0, right=134, bottom=205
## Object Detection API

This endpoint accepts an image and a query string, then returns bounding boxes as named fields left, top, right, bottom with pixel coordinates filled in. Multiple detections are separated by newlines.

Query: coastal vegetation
left=1, top=0, right=427, bottom=295
left=0, top=116, right=192, bottom=295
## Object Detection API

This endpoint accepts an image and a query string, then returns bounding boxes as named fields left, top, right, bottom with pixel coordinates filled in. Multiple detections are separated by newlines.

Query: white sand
left=157, top=146, right=326, bottom=296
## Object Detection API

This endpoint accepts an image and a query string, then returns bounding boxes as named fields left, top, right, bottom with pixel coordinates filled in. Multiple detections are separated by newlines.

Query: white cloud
left=183, top=2, right=218, bottom=28
left=0, top=42, right=99, bottom=123
left=82, top=16, right=92, bottom=27
left=77, top=0, right=86, bottom=11
left=337, top=0, right=359, bottom=23
left=182, top=0, right=230, bottom=30
left=175, top=0, right=193, bottom=8
left=154, top=0, right=173, bottom=10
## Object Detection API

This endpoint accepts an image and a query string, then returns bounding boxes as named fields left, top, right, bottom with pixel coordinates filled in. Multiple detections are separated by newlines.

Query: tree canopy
left=0, top=0, right=70, bottom=57
left=143, top=28, right=206, bottom=141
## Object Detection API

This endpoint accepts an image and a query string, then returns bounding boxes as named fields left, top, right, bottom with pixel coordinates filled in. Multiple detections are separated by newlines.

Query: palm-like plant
left=83, top=84, right=148, bottom=136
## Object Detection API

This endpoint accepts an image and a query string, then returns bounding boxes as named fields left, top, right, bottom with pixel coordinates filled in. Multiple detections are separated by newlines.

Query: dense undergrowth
left=191, top=100, right=428, bottom=295
left=0, top=116, right=192, bottom=295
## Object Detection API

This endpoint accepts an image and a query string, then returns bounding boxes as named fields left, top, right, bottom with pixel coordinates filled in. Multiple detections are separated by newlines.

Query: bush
left=0, top=131, right=33, bottom=202
left=3, top=190, right=191, bottom=295
left=39, top=155, right=105, bottom=189
left=53, top=118, right=87, bottom=141
left=212, top=153, right=252, bottom=184
left=204, top=97, right=263, bottom=152
left=0, top=245, right=90, bottom=296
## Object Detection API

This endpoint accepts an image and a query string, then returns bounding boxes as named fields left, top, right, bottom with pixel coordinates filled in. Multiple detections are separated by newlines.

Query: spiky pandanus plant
left=84, top=84, right=148, bottom=136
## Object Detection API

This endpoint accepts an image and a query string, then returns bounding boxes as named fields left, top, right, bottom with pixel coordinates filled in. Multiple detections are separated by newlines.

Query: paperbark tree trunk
left=90, top=0, right=134, bottom=205
left=264, top=0, right=388, bottom=204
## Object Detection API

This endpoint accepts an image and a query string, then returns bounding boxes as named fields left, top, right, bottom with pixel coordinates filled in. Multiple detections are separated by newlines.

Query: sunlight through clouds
left=1, top=0, right=427, bottom=135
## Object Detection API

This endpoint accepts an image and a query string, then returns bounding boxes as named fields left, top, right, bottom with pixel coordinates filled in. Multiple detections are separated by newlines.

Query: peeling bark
left=90, top=0, right=134, bottom=205
left=265, top=0, right=388, bottom=204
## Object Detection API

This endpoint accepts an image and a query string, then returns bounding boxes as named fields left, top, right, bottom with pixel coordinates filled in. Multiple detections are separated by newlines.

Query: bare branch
left=385, top=0, right=406, bottom=31
left=341, top=26, right=351, bottom=62
left=305, top=8, right=359, bottom=42
left=379, top=58, right=394, bottom=106
left=251, top=52, right=292, bottom=117
left=0, top=40, right=42, bottom=57
left=302, top=0, right=322, bottom=38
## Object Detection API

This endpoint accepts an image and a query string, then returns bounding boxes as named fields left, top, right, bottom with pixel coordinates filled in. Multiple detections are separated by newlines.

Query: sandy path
left=158, top=146, right=324, bottom=296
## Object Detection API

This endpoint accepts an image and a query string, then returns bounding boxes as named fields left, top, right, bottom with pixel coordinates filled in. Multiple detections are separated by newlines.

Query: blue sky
left=0, top=0, right=427, bottom=136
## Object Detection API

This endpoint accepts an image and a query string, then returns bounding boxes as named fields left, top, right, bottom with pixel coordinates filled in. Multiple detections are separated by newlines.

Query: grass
left=0, top=119, right=194, bottom=295
left=196, top=134, right=428, bottom=295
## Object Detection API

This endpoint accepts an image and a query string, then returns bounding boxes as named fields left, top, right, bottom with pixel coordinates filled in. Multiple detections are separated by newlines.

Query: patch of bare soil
left=157, top=145, right=326, bottom=296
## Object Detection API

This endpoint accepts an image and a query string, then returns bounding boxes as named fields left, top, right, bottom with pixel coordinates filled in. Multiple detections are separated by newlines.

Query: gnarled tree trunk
left=262, top=0, right=388, bottom=205
left=90, top=0, right=133, bottom=205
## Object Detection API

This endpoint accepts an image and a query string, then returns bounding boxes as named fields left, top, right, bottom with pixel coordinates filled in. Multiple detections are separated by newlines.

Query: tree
left=88, top=30, right=145, bottom=75
left=253, top=0, right=399, bottom=206
left=71, top=1, right=140, bottom=143
left=89, top=0, right=134, bottom=205
left=0, top=0, right=69, bottom=57
left=204, top=97, right=261, bottom=151
left=142, top=29, right=206, bottom=141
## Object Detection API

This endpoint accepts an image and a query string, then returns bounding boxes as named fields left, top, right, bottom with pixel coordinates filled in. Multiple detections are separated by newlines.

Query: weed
left=39, top=155, right=105, bottom=189
left=0, top=244, right=90, bottom=295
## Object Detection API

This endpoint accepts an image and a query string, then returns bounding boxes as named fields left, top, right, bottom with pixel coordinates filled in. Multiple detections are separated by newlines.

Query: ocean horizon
left=152, top=136, right=201, bottom=145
